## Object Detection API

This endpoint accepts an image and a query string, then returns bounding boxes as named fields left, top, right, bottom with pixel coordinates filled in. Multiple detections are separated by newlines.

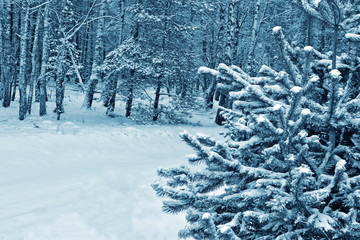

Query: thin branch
left=29, top=0, right=53, bottom=11
left=64, top=0, right=98, bottom=40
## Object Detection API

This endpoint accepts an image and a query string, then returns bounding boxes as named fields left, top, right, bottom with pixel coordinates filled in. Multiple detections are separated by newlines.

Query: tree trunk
left=55, top=75, right=65, bottom=121
left=55, top=45, right=66, bottom=121
left=216, top=2, right=226, bottom=65
left=11, top=78, right=16, bottom=101
left=328, top=24, right=339, bottom=152
left=83, top=1, right=105, bottom=108
left=246, top=0, right=261, bottom=70
left=0, top=0, right=3, bottom=103
left=185, top=0, right=195, bottom=96
left=331, top=25, right=338, bottom=70
left=118, top=0, right=126, bottom=44
left=9, top=2, right=17, bottom=104
left=153, top=81, right=161, bottom=121
left=225, top=0, right=235, bottom=66
left=39, top=4, right=50, bottom=116
left=205, top=78, right=216, bottom=109
left=106, top=73, right=118, bottom=115
left=102, top=0, right=126, bottom=108
left=200, top=12, right=209, bottom=92
left=305, top=14, right=312, bottom=46
left=246, top=0, right=267, bottom=73
left=1, top=2, right=11, bottom=107
left=125, top=69, right=135, bottom=118
left=215, top=91, right=228, bottom=125
left=18, top=1, right=30, bottom=120
left=27, top=9, right=41, bottom=115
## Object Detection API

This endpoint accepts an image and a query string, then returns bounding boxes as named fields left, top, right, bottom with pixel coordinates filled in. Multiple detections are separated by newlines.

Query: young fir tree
left=153, top=26, right=360, bottom=239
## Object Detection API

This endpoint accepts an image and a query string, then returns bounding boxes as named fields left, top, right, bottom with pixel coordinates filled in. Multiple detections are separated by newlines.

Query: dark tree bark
left=1, top=1, right=12, bottom=108
left=153, top=81, right=161, bottom=121
left=215, top=91, right=227, bottom=125
left=125, top=69, right=135, bottom=118
left=105, top=73, right=119, bottom=115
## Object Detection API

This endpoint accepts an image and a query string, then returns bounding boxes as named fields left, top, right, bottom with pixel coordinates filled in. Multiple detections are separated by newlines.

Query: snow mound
left=304, top=46, right=313, bottom=52
left=291, top=86, right=302, bottom=94
left=301, top=109, right=311, bottom=116
left=310, top=74, right=320, bottom=82
left=272, top=26, right=282, bottom=34
left=202, top=212, right=211, bottom=220
left=330, top=69, right=341, bottom=78
left=336, top=159, right=346, bottom=170
left=273, top=104, right=282, bottom=111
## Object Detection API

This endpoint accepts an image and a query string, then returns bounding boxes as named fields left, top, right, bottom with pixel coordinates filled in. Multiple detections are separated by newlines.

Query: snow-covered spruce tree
left=153, top=26, right=360, bottom=239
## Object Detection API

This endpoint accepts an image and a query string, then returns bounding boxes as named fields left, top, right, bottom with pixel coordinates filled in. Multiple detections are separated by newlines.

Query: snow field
left=0, top=92, right=220, bottom=240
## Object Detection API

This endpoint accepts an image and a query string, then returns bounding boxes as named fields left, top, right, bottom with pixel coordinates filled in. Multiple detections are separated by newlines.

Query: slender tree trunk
left=55, top=44, right=66, bottom=121
left=11, top=77, right=16, bottom=101
left=233, top=2, right=246, bottom=65
left=215, top=1, right=236, bottom=124
left=10, top=2, right=19, bottom=103
left=9, top=2, right=17, bottom=103
left=205, top=80, right=216, bottom=109
left=204, top=23, right=217, bottom=109
left=103, top=0, right=126, bottom=108
left=85, top=27, right=92, bottom=79
left=124, top=0, right=141, bottom=118
left=246, top=0, right=261, bottom=70
left=225, top=0, right=235, bottom=66
left=118, top=0, right=126, bottom=44
left=306, top=14, right=312, bottom=46
left=18, top=1, right=30, bottom=120
left=215, top=91, right=228, bottom=125
left=39, top=5, right=50, bottom=116
left=331, top=25, right=338, bottom=70
left=200, top=11, right=209, bottom=91
left=213, top=2, right=229, bottom=123
left=106, top=73, right=119, bottom=115
left=328, top=24, right=339, bottom=152
left=83, top=1, right=105, bottom=108
left=246, top=0, right=267, bottom=72
left=319, top=21, right=326, bottom=52
left=80, top=27, right=88, bottom=75
left=0, top=0, right=5, bottom=103
left=34, top=81, right=40, bottom=102
left=27, top=10, right=41, bottom=115
left=125, top=85, right=133, bottom=118
left=153, top=81, right=161, bottom=121
left=2, top=1, right=11, bottom=107
left=216, top=2, right=226, bottom=65
left=185, top=0, right=195, bottom=96
left=125, top=69, right=135, bottom=118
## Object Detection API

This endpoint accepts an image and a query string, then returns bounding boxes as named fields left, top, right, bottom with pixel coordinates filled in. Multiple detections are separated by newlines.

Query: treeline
left=0, top=0, right=358, bottom=122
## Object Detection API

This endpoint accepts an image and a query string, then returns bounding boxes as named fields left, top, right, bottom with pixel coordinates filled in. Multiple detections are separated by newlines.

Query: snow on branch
left=198, top=66, right=219, bottom=76
left=273, top=26, right=303, bottom=86
left=218, top=64, right=284, bottom=107
left=345, top=33, right=360, bottom=42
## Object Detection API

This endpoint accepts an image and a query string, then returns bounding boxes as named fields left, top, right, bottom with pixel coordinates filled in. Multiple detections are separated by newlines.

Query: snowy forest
left=0, top=0, right=360, bottom=239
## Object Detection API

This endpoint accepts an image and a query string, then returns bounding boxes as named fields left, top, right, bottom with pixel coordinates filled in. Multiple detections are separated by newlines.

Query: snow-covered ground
left=0, top=90, right=221, bottom=240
